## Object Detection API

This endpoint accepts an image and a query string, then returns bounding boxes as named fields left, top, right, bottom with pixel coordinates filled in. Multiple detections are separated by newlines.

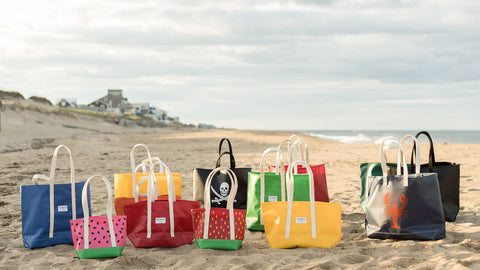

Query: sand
left=1, top=103, right=480, bottom=269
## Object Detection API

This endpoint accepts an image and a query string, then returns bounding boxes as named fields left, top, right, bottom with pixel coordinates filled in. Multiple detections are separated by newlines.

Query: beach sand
left=1, top=103, right=480, bottom=269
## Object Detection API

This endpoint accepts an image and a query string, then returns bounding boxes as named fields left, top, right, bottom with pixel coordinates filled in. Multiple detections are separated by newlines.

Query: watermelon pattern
left=70, top=215, right=127, bottom=250
left=192, top=208, right=246, bottom=240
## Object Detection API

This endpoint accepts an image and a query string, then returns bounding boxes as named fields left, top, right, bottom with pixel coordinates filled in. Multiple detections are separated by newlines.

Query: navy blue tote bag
left=366, top=137, right=445, bottom=241
left=21, top=145, right=90, bottom=249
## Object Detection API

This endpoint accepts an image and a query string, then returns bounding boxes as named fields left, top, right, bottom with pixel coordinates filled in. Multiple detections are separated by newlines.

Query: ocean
left=300, top=130, right=480, bottom=144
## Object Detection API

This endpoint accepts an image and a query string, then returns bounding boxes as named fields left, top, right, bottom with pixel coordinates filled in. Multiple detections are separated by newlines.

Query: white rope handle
left=277, top=138, right=293, bottom=172
left=130, top=144, right=153, bottom=199
left=141, top=157, right=165, bottom=174
left=31, top=145, right=76, bottom=238
left=203, top=167, right=238, bottom=240
left=288, top=135, right=301, bottom=167
left=378, top=137, right=402, bottom=176
left=81, top=175, right=116, bottom=249
left=400, top=135, right=421, bottom=175
left=259, top=147, right=285, bottom=225
left=145, top=159, right=176, bottom=238
left=365, top=141, right=402, bottom=197
left=379, top=138, right=409, bottom=186
left=291, top=139, right=309, bottom=174
left=285, top=160, right=315, bottom=239
left=133, top=161, right=160, bottom=202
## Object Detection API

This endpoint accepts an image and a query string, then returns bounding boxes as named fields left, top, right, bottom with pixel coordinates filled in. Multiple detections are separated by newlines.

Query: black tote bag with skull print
left=193, top=139, right=251, bottom=209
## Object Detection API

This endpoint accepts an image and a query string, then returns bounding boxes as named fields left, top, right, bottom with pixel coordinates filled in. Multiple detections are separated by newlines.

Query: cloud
left=0, top=0, right=479, bottom=129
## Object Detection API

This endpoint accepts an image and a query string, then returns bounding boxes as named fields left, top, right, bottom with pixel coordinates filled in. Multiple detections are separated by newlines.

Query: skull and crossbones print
left=211, top=181, right=236, bottom=204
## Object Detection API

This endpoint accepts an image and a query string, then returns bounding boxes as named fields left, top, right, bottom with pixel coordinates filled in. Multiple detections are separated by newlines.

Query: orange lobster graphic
left=384, top=189, right=408, bottom=229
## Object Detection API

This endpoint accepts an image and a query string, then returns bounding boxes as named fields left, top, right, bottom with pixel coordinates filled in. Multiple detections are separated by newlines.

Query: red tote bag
left=269, top=138, right=329, bottom=202
left=124, top=159, right=200, bottom=248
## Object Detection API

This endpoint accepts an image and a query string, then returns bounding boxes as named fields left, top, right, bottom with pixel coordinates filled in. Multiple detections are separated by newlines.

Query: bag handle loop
left=412, top=131, right=435, bottom=170
left=130, top=144, right=153, bottom=199
left=285, top=160, right=315, bottom=239
left=379, top=138, right=408, bottom=186
left=366, top=140, right=403, bottom=195
left=291, top=139, right=309, bottom=174
left=288, top=135, right=301, bottom=166
left=133, top=160, right=160, bottom=202
left=215, top=151, right=236, bottom=169
left=259, top=147, right=285, bottom=225
left=400, top=135, right=421, bottom=175
left=146, top=159, right=176, bottom=238
left=277, top=138, right=293, bottom=171
left=31, top=145, right=76, bottom=239
left=203, top=167, right=238, bottom=240
left=141, top=157, right=165, bottom=174
left=218, top=138, right=233, bottom=156
left=81, top=175, right=117, bottom=249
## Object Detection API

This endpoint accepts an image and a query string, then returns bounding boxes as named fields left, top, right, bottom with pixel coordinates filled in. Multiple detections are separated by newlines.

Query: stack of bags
left=361, top=131, right=460, bottom=240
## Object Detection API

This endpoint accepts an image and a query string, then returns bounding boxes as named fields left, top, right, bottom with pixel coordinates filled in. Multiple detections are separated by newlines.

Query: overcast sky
left=1, top=0, right=479, bottom=130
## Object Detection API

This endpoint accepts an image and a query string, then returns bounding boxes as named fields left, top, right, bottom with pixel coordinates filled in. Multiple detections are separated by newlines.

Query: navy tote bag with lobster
left=366, top=137, right=445, bottom=241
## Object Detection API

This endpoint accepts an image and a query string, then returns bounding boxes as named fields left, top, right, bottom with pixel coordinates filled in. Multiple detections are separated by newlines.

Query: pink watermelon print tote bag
left=70, top=175, right=127, bottom=259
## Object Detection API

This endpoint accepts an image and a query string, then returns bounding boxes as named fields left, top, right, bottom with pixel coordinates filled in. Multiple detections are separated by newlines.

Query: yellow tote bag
left=262, top=160, right=342, bottom=249
left=114, top=144, right=182, bottom=198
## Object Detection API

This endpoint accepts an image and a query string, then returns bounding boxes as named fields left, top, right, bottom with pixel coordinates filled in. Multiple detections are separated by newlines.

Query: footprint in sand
left=314, top=261, right=336, bottom=269
left=458, top=257, right=480, bottom=268
left=300, top=253, right=322, bottom=260
left=460, top=239, right=480, bottom=251
left=338, top=254, right=371, bottom=264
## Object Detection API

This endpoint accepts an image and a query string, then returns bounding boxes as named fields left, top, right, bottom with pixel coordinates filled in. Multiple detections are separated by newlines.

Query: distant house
left=131, top=102, right=150, bottom=115
left=57, top=98, right=77, bottom=108
left=88, top=89, right=132, bottom=114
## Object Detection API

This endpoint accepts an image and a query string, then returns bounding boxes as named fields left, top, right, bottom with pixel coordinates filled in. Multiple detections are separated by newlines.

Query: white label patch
left=58, top=205, right=68, bottom=212
left=155, top=217, right=166, bottom=224
left=296, top=217, right=307, bottom=224
left=268, top=196, right=278, bottom=202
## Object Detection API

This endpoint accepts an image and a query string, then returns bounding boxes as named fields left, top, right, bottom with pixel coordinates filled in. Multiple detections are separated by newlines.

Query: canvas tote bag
left=192, top=167, right=246, bottom=250
left=246, top=147, right=312, bottom=231
left=193, top=138, right=251, bottom=209
left=269, top=139, right=329, bottom=202
left=366, top=137, right=446, bottom=240
left=21, top=145, right=90, bottom=249
left=114, top=143, right=181, bottom=199
left=262, top=160, right=342, bottom=249
left=70, top=175, right=126, bottom=259
left=387, top=131, right=460, bottom=222
left=123, top=159, right=200, bottom=248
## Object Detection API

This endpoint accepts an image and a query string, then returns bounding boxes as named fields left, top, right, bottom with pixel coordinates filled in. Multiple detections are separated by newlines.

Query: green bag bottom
left=195, top=239, right=243, bottom=250
left=76, top=246, right=124, bottom=259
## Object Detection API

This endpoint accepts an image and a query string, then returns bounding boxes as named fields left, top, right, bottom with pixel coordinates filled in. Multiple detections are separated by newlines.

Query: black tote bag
left=193, top=138, right=251, bottom=209
left=387, top=131, right=460, bottom=222
left=366, top=138, right=446, bottom=240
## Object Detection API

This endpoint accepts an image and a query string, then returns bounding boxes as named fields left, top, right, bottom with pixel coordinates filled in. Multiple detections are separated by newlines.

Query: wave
left=305, top=130, right=480, bottom=144
left=308, top=132, right=375, bottom=144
